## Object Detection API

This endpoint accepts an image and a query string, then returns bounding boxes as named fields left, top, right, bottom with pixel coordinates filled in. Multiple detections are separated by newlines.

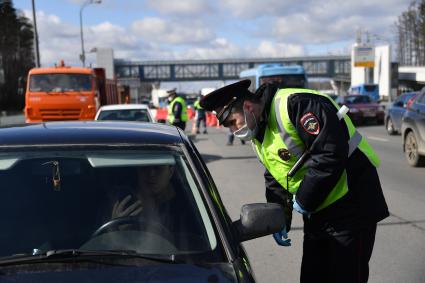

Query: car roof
left=98, top=104, right=150, bottom=111
left=0, top=122, right=183, bottom=148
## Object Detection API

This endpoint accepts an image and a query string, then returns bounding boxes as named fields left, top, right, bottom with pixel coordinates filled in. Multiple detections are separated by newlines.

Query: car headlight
left=350, top=108, right=359, bottom=113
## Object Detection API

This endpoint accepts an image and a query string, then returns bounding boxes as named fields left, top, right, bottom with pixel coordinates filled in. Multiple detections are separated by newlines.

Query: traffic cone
left=216, top=117, right=221, bottom=129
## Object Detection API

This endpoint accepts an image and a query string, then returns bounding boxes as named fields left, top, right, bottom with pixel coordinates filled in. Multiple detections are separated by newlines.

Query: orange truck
left=25, top=61, right=120, bottom=123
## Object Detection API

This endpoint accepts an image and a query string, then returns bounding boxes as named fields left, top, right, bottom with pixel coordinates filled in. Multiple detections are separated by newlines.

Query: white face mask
left=233, top=109, right=258, bottom=141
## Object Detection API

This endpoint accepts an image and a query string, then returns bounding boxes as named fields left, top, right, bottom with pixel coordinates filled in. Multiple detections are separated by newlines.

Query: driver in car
left=110, top=165, right=179, bottom=229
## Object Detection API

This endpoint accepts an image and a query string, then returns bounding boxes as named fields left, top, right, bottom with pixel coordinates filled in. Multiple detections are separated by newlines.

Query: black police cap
left=166, top=88, right=177, bottom=96
left=200, top=79, right=252, bottom=112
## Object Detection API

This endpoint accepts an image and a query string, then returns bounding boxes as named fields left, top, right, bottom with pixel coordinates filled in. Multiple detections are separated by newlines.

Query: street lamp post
left=31, top=0, right=41, bottom=67
left=79, top=0, right=101, bottom=67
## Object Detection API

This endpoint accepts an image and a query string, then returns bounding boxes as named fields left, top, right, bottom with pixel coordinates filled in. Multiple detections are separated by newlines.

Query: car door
left=390, top=96, right=405, bottom=130
left=414, top=93, right=425, bottom=147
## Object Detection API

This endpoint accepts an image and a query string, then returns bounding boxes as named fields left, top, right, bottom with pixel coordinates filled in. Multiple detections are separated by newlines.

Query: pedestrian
left=200, top=80, right=389, bottom=283
left=166, top=88, right=188, bottom=131
left=194, top=96, right=207, bottom=134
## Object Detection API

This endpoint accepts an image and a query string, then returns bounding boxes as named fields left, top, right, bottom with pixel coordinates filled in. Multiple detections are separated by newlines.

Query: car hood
left=0, top=263, right=238, bottom=283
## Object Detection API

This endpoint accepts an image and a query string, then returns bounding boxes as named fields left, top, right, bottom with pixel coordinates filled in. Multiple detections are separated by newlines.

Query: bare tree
left=396, top=0, right=425, bottom=66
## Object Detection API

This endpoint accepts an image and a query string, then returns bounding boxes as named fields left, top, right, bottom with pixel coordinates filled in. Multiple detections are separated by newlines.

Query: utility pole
left=31, top=0, right=41, bottom=67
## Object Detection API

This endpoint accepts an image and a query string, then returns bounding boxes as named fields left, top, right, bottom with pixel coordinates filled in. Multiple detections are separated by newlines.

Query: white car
left=95, top=104, right=154, bottom=122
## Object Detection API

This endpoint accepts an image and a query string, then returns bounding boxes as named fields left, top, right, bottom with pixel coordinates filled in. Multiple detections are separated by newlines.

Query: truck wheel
left=386, top=118, right=396, bottom=135
left=404, top=131, right=425, bottom=167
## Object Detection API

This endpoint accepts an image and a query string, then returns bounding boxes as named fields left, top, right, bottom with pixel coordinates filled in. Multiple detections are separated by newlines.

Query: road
left=193, top=124, right=425, bottom=283
left=0, top=113, right=25, bottom=126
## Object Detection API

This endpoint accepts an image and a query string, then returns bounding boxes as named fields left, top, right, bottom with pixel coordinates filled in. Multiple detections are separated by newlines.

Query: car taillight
left=406, top=97, right=415, bottom=110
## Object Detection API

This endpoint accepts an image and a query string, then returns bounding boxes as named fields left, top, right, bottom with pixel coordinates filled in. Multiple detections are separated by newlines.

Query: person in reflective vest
left=194, top=97, right=207, bottom=134
left=167, top=88, right=188, bottom=131
left=200, top=80, right=389, bottom=283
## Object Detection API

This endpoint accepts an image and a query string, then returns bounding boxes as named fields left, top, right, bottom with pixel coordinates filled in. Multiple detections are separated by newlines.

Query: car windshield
left=97, top=109, right=151, bottom=122
left=29, top=74, right=92, bottom=92
left=0, top=149, right=219, bottom=260
left=260, top=74, right=306, bottom=88
left=345, top=95, right=371, bottom=104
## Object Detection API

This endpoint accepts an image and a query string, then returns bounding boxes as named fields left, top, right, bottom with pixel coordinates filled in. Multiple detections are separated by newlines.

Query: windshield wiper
left=0, top=249, right=179, bottom=267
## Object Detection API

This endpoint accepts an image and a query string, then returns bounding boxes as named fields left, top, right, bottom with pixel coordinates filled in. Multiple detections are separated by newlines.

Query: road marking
left=367, top=136, right=389, bottom=142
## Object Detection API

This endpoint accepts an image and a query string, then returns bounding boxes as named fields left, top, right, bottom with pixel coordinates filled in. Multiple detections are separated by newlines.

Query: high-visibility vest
left=168, top=96, right=188, bottom=123
left=194, top=100, right=202, bottom=110
left=253, top=88, right=380, bottom=212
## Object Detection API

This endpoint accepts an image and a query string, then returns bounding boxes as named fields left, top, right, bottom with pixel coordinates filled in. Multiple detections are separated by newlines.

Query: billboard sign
left=354, top=46, right=375, bottom=68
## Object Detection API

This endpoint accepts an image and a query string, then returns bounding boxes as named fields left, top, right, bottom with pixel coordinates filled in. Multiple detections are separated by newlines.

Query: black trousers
left=301, top=224, right=377, bottom=283
left=172, top=121, right=186, bottom=131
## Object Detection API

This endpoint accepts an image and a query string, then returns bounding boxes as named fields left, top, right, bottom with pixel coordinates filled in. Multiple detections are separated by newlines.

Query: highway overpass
left=114, top=55, right=351, bottom=82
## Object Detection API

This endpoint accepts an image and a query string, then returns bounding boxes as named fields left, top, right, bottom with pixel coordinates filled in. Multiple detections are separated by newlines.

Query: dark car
left=401, top=91, right=425, bottom=167
left=336, top=95, right=385, bottom=125
left=328, top=94, right=338, bottom=101
left=0, top=122, right=285, bottom=282
left=385, top=92, right=417, bottom=135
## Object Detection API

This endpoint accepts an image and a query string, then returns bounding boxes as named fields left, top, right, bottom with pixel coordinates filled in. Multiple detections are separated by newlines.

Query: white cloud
left=220, top=0, right=408, bottom=47
left=146, top=0, right=211, bottom=15
left=131, top=17, right=215, bottom=45
left=89, top=22, right=138, bottom=49
left=253, top=41, right=305, bottom=57
left=219, top=0, right=290, bottom=18
left=21, top=0, right=411, bottom=66
left=23, top=10, right=140, bottom=66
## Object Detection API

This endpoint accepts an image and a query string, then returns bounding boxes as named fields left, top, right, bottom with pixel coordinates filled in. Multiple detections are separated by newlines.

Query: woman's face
left=137, top=165, right=174, bottom=196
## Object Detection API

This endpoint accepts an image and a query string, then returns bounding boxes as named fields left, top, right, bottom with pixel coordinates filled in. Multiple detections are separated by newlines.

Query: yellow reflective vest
left=168, top=96, right=188, bottom=124
left=253, top=88, right=380, bottom=212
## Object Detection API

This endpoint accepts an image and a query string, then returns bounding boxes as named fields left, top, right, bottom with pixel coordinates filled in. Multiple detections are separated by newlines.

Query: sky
left=13, top=0, right=410, bottom=91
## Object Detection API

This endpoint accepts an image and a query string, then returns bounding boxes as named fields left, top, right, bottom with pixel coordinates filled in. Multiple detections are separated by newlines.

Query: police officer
left=200, top=80, right=389, bottom=283
left=167, top=88, right=188, bottom=131
left=194, top=96, right=207, bottom=134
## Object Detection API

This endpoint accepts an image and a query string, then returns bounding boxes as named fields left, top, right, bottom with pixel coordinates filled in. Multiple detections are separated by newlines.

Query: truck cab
left=25, top=61, right=118, bottom=123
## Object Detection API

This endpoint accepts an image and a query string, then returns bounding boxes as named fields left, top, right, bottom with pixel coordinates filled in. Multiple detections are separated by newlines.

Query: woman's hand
left=111, top=195, right=143, bottom=219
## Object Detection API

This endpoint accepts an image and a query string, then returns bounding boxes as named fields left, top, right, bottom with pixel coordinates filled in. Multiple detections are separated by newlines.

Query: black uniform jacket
left=256, top=84, right=389, bottom=233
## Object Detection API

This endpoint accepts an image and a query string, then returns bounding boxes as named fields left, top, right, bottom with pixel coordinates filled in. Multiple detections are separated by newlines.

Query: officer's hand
left=293, top=196, right=311, bottom=218
left=273, top=226, right=291, bottom=247
left=111, top=195, right=143, bottom=219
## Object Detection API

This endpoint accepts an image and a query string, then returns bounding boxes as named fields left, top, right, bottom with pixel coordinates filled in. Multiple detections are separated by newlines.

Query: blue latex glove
left=293, top=196, right=311, bottom=218
left=273, top=226, right=291, bottom=246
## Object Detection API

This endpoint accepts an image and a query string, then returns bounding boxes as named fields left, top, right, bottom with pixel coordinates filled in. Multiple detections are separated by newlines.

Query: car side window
left=401, top=94, right=412, bottom=104
left=416, top=93, right=425, bottom=104
left=393, top=97, right=403, bottom=107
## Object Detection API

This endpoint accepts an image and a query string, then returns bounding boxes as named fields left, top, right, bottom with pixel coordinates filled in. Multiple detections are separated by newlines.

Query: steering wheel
left=91, top=216, right=172, bottom=240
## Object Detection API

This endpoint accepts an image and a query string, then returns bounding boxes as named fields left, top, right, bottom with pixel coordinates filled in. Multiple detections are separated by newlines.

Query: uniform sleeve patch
left=300, top=112, right=320, bottom=135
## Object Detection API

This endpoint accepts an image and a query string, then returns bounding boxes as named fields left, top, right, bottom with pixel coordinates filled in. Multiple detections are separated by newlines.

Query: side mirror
left=232, top=203, right=285, bottom=243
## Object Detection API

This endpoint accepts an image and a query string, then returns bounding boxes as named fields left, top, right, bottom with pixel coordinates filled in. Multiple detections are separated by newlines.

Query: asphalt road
left=192, top=124, right=425, bottom=283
